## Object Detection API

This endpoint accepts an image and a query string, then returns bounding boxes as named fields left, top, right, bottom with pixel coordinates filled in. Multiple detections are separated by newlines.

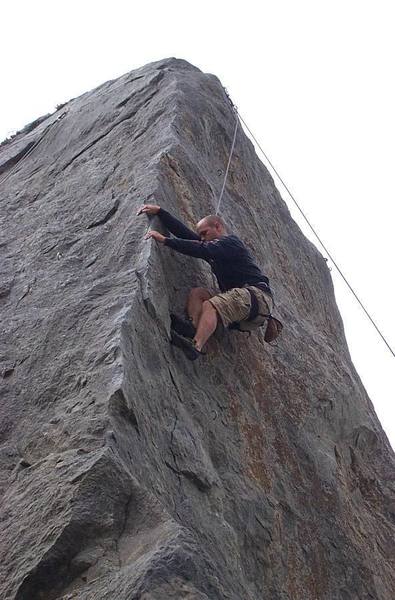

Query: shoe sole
left=170, top=329, right=202, bottom=361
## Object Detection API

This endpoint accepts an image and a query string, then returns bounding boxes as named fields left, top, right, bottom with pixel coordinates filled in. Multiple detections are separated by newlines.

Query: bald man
left=137, top=204, right=273, bottom=360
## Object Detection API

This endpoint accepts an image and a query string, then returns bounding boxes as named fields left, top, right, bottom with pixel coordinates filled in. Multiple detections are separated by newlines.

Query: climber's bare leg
left=193, top=300, right=218, bottom=352
left=187, top=287, right=212, bottom=328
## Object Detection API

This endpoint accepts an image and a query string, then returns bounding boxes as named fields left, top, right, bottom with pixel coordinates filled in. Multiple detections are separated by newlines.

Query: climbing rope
left=219, top=96, right=394, bottom=358
left=215, top=91, right=239, bottom=216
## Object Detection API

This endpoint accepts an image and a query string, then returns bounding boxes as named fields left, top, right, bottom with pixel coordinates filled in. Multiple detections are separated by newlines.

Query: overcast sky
left=2, top=1, right=394, bottom=447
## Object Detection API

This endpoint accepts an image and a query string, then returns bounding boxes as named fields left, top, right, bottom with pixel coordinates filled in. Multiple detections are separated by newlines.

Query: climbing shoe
left=170, top=330, right=203, bottom=361
left=170, top=313, right=196, bottom=339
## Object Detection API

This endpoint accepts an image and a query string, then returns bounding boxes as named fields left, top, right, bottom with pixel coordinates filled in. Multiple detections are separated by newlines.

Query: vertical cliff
left=0, top=57, right=393, bottom=600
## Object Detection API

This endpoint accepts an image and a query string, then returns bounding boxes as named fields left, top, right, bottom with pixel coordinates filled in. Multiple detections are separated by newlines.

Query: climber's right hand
left=137, top=204, right=160, bottom=216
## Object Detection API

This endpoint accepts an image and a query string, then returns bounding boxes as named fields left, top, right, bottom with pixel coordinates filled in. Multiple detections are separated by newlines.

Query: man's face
left=197, top=219, right=221, bottom=242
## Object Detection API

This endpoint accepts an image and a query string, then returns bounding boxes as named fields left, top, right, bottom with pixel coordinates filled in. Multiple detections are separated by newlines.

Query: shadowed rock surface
left=0, top=57, right=394, bottom=600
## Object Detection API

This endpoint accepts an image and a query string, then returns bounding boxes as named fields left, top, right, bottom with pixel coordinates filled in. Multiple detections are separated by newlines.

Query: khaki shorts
left=208, top=286, right=273, bottom=328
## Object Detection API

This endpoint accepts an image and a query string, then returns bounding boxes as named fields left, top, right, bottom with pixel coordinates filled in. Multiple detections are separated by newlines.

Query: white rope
left=236, top=111, right=395, bottom=359
left=215, top=107, right=239, bottom=215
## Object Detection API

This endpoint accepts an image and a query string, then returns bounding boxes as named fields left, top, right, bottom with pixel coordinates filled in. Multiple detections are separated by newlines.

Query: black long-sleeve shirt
left=158, top=208, right=271, bottom=293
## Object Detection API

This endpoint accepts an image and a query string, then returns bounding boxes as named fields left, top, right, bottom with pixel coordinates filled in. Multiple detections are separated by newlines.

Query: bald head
left=197, top=214, right=228, bottom=241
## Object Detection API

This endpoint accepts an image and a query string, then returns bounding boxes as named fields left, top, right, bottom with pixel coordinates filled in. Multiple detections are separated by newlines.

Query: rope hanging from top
left=234, top=109, right=395, bottom=359
left=215, top=90, right=239, bottom=216
left=214, top=87, right=394, bottom=359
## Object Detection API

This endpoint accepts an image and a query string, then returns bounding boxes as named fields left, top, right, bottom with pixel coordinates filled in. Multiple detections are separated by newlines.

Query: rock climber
left=137, top=203, right=275, bottom=360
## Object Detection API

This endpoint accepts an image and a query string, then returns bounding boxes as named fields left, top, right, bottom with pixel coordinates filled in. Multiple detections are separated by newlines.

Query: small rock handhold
left=1, top=363, right=15, bottom=378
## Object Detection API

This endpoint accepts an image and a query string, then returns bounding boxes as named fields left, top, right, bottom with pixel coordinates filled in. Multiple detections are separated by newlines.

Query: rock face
left=0, top=58, right=394, bottom=600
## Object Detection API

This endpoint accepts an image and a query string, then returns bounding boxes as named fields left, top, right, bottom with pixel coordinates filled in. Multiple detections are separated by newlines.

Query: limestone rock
left=0, top=57, right=394, bottom=599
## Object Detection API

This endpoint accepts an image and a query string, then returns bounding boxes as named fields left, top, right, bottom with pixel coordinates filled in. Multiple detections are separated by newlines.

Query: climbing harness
left=228, top=286, right=283, bottom=342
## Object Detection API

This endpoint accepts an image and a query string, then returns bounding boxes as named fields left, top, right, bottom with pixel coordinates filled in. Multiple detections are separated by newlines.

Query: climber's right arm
left=137, top=204, right=200, bottom=240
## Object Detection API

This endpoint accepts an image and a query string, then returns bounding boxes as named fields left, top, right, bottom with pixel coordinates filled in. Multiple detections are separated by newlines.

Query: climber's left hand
left=145, top=230, right=166, bottom=243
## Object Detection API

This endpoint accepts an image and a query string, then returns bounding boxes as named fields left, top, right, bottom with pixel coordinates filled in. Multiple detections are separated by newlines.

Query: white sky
left=2, top=1, right=394, bottom=448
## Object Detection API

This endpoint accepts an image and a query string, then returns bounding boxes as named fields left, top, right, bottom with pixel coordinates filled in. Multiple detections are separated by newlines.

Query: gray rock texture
left=0, top=57, right=394, bottom=599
